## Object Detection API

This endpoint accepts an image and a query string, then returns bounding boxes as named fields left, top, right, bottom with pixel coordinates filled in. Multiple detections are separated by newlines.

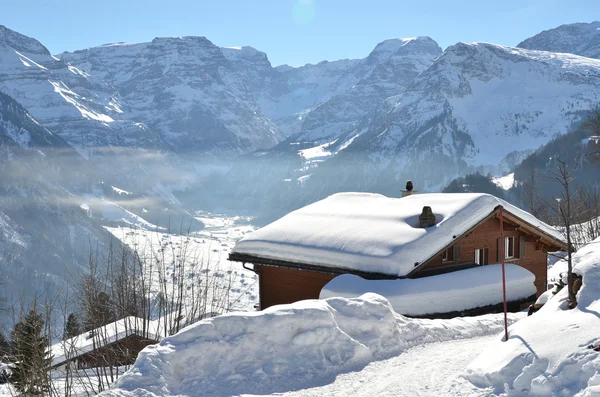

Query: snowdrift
left=320, top=264, right=536, bottom=316
left=101, top=294, right=523, bottom=397
left=466, top=237, right=600, bottom=396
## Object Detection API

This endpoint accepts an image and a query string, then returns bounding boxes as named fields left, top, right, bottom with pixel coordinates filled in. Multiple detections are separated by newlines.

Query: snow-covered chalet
left=229, top=192, right=568, bottom=313
left=51, top=317, right=162, bottom=370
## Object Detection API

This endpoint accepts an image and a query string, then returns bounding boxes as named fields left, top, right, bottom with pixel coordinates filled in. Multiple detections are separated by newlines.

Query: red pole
left=500, top=206, right=509, bottom=342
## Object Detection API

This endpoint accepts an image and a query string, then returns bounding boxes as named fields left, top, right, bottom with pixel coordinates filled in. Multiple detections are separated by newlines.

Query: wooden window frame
left=475, top=248, right=487, bottom=265
left=505, top=236, right=515, bottom=259
left=442, top=247, right=453, bottom=262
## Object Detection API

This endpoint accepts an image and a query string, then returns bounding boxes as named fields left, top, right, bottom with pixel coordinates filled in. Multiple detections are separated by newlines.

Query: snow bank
left=100, top=294, right=523, bottom=397
left=466, top=237, right=600, bottom=396
left=232, top=192, right=564, bottom=277
left=320, top=264, right=536, bottom=316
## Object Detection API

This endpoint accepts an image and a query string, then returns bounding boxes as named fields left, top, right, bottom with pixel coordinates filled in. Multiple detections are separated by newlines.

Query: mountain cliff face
left=0, top=26, right=161, bottom=154
left=60, top=35, right=444, bottom=153
left=288, top=37, right=443, bottom=143
left=60, top=38, right=280, bottom=153
left=517, top=21, right=600, bottom=59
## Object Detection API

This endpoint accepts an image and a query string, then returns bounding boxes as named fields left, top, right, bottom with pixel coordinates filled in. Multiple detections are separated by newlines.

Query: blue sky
left=3, top=0, right=599, bottom=66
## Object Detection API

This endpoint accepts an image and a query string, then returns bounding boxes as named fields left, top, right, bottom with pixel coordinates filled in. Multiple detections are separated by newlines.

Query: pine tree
left=84, top=291, right=116, bottom=330
left=10, top=307, right=52, bottom=395
left=63, top=313, right=81, bottom=340
left=0, top=330, right=10, bottom=357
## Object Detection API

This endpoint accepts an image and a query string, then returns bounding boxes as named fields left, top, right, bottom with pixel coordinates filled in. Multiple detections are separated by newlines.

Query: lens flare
left=292, top=0, right=315, bottom=24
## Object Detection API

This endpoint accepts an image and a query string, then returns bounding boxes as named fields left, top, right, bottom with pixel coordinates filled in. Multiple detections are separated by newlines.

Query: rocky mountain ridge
left=518, top=21, right=600, bottom=59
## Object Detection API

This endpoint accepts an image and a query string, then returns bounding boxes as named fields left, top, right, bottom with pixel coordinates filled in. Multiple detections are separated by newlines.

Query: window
left=442, top=247, right=453, bottom=262
left=505, top=236, right=515, bottom=259
left=475, top=248, right=487, bottom=265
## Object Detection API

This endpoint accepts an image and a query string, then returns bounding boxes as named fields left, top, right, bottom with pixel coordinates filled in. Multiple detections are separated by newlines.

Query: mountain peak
left=222, top=45, right=270, bottom=63
left=150, top=35, right=215, bottom=47
left=368, top=36, right=442, bottom=63
left=517, top=21, right=600, bottom=59
left=0, top=25, right=50, bottom=55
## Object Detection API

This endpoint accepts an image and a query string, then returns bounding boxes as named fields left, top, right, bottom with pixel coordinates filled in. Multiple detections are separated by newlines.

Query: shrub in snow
left=100, top=294, right=523, bottom=397
left=465, top=237, right=600, bottom=396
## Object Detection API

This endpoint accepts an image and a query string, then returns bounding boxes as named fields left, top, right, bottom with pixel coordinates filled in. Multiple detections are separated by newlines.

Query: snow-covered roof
left=320, top=264, right=536, bottom=316
left=231, top=192, right=566, bottom=277
left=50, top=316, right=164, bottom=367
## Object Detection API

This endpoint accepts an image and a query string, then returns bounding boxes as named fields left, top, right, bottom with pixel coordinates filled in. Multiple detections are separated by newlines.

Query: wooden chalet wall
left=258, top=265, right=336, bottom=310
left=415, top=216, right=548, bottom=296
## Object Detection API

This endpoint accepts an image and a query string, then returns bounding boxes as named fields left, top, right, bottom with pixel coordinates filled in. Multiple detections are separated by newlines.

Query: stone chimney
left=401, top=180, right=418, bottom=198
left=419, top=206, right=436, bottom=228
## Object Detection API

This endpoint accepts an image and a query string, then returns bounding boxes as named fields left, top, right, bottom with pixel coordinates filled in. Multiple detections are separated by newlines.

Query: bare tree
left=552, top=160, right=577, bottom=308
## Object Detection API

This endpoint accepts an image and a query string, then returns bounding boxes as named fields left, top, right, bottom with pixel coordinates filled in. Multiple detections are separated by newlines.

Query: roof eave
left=228, top=252, right=401, bottom=279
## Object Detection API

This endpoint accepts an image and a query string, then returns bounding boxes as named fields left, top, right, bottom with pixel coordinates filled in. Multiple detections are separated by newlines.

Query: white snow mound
left=466, top=237, right=600, bottom=396
left=320, top=264, right=536, bottom=316
left=101, top=294, right=524, bottom=397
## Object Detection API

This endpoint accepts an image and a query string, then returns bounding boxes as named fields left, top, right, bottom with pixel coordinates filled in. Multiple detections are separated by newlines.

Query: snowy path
left=249, top=336, right=493, bottom=397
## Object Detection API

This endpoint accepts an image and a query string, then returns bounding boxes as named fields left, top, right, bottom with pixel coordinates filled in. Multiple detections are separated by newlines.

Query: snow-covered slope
left=0, top=91, right=110, bottom=315
left=518, top=21, right=600, bottom=59
left=466, top=237, right=600, bottom=396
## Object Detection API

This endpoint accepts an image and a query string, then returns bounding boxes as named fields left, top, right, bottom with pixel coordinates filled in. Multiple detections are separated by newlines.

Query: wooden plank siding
left=415, top=216, right=548, bottom=296
left=258, top=265, right=336, bottom=309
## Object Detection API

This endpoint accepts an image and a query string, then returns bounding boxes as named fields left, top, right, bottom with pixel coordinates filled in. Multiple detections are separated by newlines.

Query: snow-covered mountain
left=0, top=90, right=111, bottom=311
left=60, top=34, right=444, bottom=153
left=60, top=37, right=280, bottom=153
left=288, top=37, right=442, bottom=143
left=304, top=43, right=600, bottom=189
left=518, top=21, right=600, bottom=59
left=0, top=25, right=161, bottom=154
left=226, top=41, right=600, bottom=223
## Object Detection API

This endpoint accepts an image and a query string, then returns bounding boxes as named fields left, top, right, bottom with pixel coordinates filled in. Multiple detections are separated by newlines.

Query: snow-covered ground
left=262, top=336, right=494, bottom=397
left=105, top=211, right=258, bottom=316
left=0, top=367, right=130, bottom=397
left=467, top=237, right=600, bottom=396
